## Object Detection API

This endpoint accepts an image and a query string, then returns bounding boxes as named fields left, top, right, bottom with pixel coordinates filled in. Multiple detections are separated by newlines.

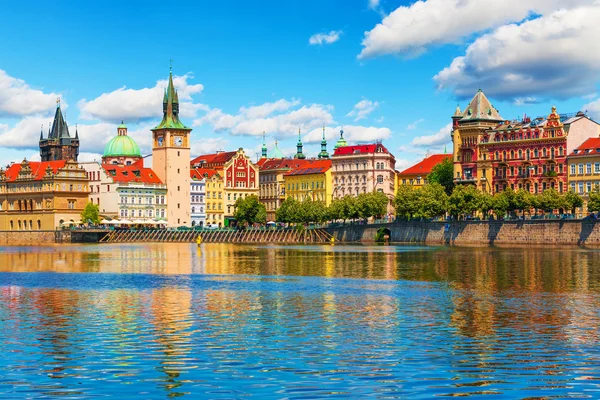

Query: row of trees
left=275, top=191, right=389, bottom=224
left=395, top=183, right=587, bottom=220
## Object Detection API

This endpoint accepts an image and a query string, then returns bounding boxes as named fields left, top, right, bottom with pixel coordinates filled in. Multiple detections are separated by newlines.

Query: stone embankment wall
left=0, top=230, right=107, bottom=246
left=326, top=220, right=600, bottom=246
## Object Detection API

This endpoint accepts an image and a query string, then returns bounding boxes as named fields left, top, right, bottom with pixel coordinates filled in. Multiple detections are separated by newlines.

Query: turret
left=261, top=131, right=268, bottom=158
left=294, top=127, right=306, bottom=159
left=318, top=126, right=329, bottom=159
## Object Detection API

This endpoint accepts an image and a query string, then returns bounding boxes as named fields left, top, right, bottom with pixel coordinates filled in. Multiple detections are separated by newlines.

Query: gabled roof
left=569, top=137, right=600, bottom=157
left=333, top=143, right=390, bottom=156
left=191, top=168, right=219, bottom=180
left=460, top=89, right=503, bottom=122
left=399, top=154, right=451, bottom=176
left=259, top=158, right=311, bottom=171
left=285, top=159, right=332, bottom=176
left=4, top=160, right=67, bottom=182
left=102, top=162, right=162, bottom=184
left=191, top=151, right=237, bottom=167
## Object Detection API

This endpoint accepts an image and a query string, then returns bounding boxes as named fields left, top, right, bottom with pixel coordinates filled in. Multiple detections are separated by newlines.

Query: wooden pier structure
left=99, top=228, right=334, bottom=244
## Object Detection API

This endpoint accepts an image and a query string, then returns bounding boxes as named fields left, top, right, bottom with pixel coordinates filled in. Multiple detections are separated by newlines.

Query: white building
left=190, top=169, right=207, bottom=227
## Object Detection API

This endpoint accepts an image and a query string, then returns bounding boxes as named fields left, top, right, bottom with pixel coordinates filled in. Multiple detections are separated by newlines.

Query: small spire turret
left=294, top=127, right=306, bottom=159
left=261, top=131, right=267, bottom=158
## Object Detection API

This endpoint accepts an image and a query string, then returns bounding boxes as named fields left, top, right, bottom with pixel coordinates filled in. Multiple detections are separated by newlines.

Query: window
left=67, top=200, right=75, bottom=209
left=571, top=164, right=576, bottom=175
left=377, top=175, right=383, bottom=184
left=579, top=182, right=584, bottom=194
left=587, top=164, right=593, bottom=174
left=579, top=164, right=584, bottom=174
left=587, top=182, right=592, bottom=193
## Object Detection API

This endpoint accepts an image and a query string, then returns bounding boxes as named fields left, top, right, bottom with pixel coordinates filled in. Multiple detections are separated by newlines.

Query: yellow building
left=397, top=154, right=452, bottom=189
left=284, top=159, right=333, bottom=205
left=568, top=137, right=600, bottom=217
left=0, top=159, right=90, bottom=230
left=202, top=169, right=224, bottom=226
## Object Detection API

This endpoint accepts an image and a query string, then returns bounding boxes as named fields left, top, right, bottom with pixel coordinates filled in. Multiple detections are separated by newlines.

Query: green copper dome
left=268, top=141, right=285, bottom=159
left=334, top=129, right=348, bottom=149
left=103, top=135, right=141, bottom=157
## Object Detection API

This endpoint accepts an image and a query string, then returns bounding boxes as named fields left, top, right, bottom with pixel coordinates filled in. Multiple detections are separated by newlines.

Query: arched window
left=37, top=220, right=41, bottom=230
left=518, top=150, right=522, bottom=159
left=543, top=148, right=547, bottom=158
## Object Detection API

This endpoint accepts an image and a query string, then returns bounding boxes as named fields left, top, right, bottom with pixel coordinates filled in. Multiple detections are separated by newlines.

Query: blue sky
left=1, top=0, right=600, bottom=170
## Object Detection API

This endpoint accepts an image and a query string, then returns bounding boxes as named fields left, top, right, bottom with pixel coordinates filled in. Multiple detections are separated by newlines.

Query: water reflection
left=1, top=244, right=600, bottom=398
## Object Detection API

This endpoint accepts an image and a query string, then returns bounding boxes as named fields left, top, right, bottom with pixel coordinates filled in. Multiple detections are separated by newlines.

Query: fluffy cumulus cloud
left=303, top=125, right=391, bottom=144
left=411, top=123, right=452, bottom=147
left=358, top=0, right=589, bottom=59
left=191, top=137, right=230, bottom=156
left=346, top=98, right=380, bottom=121
left=434, top=2, right=600, bottom=100
left=0, top=70, right=64, bottom=117
left=78, top=74, right=205, bottom=123
left=195, top=99, right=334, bottom=138
left=309, top=30, right=342, bottom=45
left=583, top=97, right=600, bottom=120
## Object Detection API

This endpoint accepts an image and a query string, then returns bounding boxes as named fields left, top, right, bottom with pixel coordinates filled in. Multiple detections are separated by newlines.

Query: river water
left=1, top=243, right=600, bottom=398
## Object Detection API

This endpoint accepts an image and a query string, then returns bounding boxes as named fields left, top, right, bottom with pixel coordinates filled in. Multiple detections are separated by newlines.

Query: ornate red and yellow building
left=452, top=90, right=600, bottom=194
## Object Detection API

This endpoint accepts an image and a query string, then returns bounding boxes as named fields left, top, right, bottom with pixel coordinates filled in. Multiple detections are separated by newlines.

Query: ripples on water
left=1, top=244, right=600, bottom=398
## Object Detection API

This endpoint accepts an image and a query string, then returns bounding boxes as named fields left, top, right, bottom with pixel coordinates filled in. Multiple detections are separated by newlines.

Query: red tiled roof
left=259, top=158, right=311, bottom=171
left=333, top=143, right=390, bottom=156
left=102, top=163, right=162, bottom=184
left=399, top=154, right=451, bottom=176
left=4, top=160, right=67, bottom=182
left=285, top=159, right=332, bottom=176
left=190, top=151, right=237, bottom=167
left=569, top=137, right=600, bottom=157
left=191, top=168, right=219, bottom=180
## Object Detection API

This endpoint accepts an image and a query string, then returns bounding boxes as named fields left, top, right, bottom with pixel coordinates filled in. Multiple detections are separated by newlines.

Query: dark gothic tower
left=39, top=100, right=79, bottom=161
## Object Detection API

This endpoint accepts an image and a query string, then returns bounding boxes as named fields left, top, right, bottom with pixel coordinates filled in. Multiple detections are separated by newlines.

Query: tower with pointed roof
left=452, top=89, right=504, bottom=192
left=318, top=126, right=329, bottom=159
left=39, top=99, right=79, bottom=162
left=294, top=127, right=306, bottom=159
left=151, top=66, right=193, bottom=227
left=261, top=132, right=268, bottom=159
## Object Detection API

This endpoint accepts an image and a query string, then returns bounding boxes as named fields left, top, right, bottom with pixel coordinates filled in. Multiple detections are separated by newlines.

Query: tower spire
left=295, top=127, right=306, bottom=159
left=40, top=124, right=44, bottom=141
left=261, top=131, right=267, bottom=158
left=153, top=63, right=189, bottom=130
left=318, top=125, right=329, bottom=159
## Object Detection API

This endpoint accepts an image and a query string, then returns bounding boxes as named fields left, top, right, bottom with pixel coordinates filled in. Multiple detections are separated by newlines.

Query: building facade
left=331, top=143, right=396, bottom=212
left=398, top=154, right=452, bottom=189
left=452, top=90, right=600, bottom=194
left=258, top=158, right=310, bottom=222
left=0, top=160, right=89, bottom=230
left=222, top=149, right=259, bottom=224
left=204, top=170, right=224, bottom=226
left=151, top=69, right=192, bottom=227
left=190, top=168, right=208, bottom=227
left=39, top=101, right=80, bottom=162
left=284, top=159, right=333, bottom=205
left=568, top=138, right=600, bottom=217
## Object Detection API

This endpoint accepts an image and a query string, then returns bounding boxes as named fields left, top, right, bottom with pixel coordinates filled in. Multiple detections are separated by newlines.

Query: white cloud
left=309, top=30, right=342, bottom=45
left=583, top=98, right=600, bottom=120
left=79, top=74, right=204, bottom=123
left=195, top=100, right=334, bottom=138
left=346, top=98, right=380, bottom=121
left=395, top=158, right=412, bottom=171
left=358, top=0, right=589, bottom=59
left=0, top=70, right=65, bottom=117
left=411, top=123, right=452, bottom=147
left=191, top=137, right=230, bottom=155
left=434, top=3, right=600, bottom=100
left=304, top=125, right=391, bottom=144
left=514, top=97, right=539, bottom=106
left=407, top=118, right=424, bottom=130
left=368, top=0, right=380, bottom=10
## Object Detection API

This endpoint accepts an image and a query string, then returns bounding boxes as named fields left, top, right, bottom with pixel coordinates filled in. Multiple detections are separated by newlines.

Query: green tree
left=538, top=189, right=565, bottom=214
left=415, top=183, right=448, bottom=219
left=514, top=189, right=533, bottom=218
left=298, top=199, right=328, bottom=224
left=395, top=185, right=420, bottom=220
left=427, top=157, right=454, bottom=195
left=564, top=190, right=583, bottom=215
left=448, top=185, right=481, bottom=219
left=492, top=191, right=510, bottom=219
left=276, top=197, right=300, bottom=223
left=356, top=191, right=389, bottom=220
left=588, top=186, right=600, bottom=213
left=81, top=202, right=100, bottom=225
left=234, top=195, right=266, bottom=225
left=478, top=191, right=495, bottom=219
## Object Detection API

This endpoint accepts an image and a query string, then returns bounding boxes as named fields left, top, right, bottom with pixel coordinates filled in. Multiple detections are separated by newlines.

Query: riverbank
left=325, top=220, right=600, bottom=246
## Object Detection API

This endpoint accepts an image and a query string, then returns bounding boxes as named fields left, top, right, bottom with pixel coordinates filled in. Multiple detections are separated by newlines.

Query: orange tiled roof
left=4, top=160, right=67, bottom=182
left=190, top=151, right=237, bottom=167
left=102, top=163, right=162, bottom=184
left=569, top=137, right=600, bottom=157
left=191, top=167, right=219, bottom=180
left=259, top=158, right=311, bottom=171
left=399, top=154, right=451, bottom=176
left=285, top=159, right=332, bottom=176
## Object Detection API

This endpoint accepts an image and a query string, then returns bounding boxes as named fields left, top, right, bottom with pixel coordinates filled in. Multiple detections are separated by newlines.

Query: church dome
left=103, top=135, right=141, bottom=157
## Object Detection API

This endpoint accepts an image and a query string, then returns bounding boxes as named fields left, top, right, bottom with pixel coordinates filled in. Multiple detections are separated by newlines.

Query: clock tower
left=151, top=68, right=192, bottom=227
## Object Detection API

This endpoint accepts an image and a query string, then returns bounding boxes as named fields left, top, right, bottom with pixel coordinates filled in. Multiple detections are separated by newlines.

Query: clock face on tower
left=157, top=136, right=164, bottom=147
left=174, top=136, right=183, bottom=147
